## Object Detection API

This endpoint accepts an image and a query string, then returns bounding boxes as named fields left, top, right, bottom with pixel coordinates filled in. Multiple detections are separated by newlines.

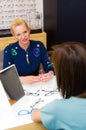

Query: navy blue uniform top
left=3, top=40, right=54, bottom=76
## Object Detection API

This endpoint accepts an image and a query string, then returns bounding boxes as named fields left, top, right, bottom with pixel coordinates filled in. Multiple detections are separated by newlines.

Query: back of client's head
left=51, top=42, right=86, bottom=98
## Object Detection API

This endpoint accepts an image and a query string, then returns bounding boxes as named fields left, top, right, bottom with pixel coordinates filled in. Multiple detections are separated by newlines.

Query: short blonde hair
left=10, top=18, right=30, bottom=35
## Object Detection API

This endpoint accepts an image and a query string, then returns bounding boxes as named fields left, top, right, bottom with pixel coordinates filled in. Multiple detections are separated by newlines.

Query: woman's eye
left=16, top=34, right=21, bottom=37
left=24, top=31, right=27, bottom=34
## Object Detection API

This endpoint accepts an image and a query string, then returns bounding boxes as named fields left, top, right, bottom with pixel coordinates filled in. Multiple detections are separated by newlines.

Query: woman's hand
left=19, top=71, right=54, bottom=84
left=39, top=71, right=54, bottom=82
left=20, top=75, right=41, bottom=84
left=31, top=109, right=41, bottom=122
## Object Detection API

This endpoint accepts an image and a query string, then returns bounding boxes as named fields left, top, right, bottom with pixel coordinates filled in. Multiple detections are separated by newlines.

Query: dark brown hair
left=51, top=42, right=86, bottom=98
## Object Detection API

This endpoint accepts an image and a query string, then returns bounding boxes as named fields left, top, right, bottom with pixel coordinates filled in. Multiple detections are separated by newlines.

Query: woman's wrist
left=49, top=71, right=54, bottom=77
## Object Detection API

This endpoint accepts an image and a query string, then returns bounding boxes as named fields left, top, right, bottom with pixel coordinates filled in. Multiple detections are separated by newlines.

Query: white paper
left=0, top=76, right=62, bottom=129
left=0, top=80, right=14, bottom=129
left=0, top=81, right=13, bottom=119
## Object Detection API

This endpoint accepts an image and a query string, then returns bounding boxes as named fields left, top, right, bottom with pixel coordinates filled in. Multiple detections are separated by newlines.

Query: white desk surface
left=1, top=76, right=62, bottom=129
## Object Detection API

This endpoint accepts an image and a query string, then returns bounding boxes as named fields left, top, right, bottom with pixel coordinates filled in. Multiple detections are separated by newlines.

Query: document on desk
left=0, top=80, right=15, bottom=130
left=0, top=95, right=34, bottom=130
left=0, top=79, right=33, bottom=129
left=0, top=76, right=62, bottom=129
left=11, top=76, right=62, bottom=128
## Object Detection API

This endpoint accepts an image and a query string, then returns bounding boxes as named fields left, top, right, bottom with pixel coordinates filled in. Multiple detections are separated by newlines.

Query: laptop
left=0, top=64, right=25, bottom=101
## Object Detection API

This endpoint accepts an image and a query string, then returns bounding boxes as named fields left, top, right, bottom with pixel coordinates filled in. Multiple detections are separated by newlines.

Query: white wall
left=36, top=0, right=44, bottom=31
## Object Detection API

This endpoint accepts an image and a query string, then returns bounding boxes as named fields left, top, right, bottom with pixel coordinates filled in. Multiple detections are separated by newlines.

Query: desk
left=10, top=100, right=16, bottom=105
left=8, top=123, right=47, bottom=130
left=6, top=76, right=61, bottom=130
left=9, top=101, right=47, bottom=130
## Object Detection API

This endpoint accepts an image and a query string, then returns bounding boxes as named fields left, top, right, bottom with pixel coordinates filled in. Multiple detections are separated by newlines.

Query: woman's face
left=13, top=24, right=30, bottom=45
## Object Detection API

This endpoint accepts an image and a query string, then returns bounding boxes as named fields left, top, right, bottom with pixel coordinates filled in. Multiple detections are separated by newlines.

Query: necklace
left=26, top=52, right=30, bottom=64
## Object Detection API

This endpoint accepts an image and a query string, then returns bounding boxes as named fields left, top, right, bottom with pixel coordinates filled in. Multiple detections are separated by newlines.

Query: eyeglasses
left=24, top=88, right=58, bottom=97
left=18, top=98, right=44, bottom=116
left=42, top=89, right=58, bottom=96
left=24, top=89, right=40, bottom=96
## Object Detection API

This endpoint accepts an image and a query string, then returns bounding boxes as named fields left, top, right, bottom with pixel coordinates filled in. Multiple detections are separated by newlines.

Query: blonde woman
left=3, top=18, right=54, bottom=84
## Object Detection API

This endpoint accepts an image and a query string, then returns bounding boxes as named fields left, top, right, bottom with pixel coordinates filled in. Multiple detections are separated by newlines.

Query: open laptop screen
left=0, top=64, right=25, bottom=101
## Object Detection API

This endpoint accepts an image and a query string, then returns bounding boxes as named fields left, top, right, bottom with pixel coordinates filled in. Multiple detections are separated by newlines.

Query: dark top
left=3, top=40, right=54, bottom=76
